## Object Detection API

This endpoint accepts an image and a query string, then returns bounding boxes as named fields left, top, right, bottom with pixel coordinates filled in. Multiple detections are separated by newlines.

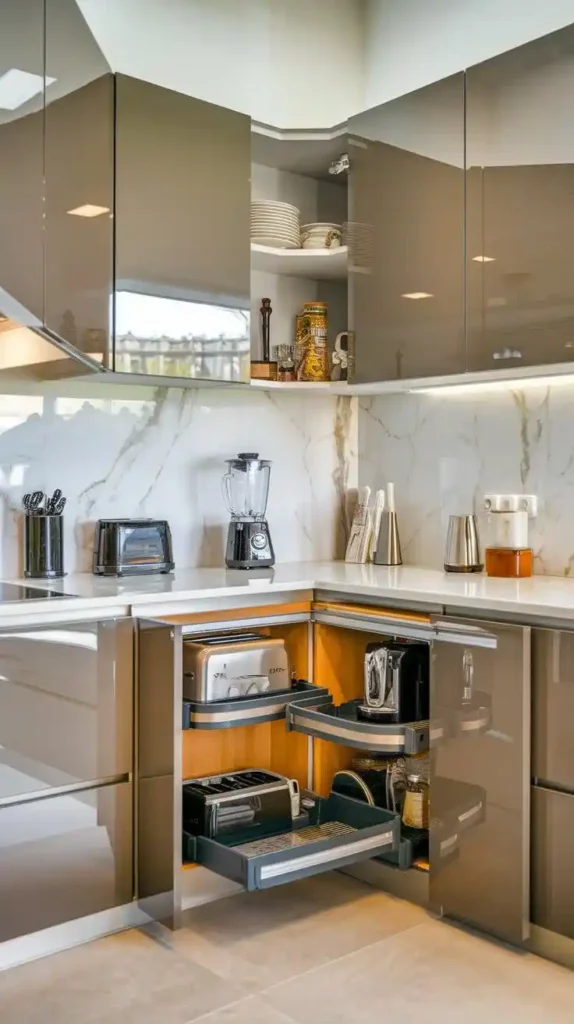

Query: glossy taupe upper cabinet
left=0, top=0, right=44, bottom=325
left=114, top=75, right=251, bottom=382
left=466, top=27, right=574, bottom=371
left=348, top=74, right=465, bottom=383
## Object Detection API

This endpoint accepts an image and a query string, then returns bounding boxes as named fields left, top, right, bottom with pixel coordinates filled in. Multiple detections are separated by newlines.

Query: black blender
left=223, top=453, right=275, bottom=569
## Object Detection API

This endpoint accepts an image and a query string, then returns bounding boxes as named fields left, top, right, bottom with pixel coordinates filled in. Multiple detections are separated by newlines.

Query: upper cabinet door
left=466, top=27, right=574, bottom=371
left=0, top=0, right=44, bottom=325
left=44, top=0, right=114, bottom=367
left=114, top=75, right=251, bottom=382
left=348, top=74, right=465, bottom=383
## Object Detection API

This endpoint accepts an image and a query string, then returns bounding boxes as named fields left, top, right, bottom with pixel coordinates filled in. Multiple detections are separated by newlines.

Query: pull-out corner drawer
left=287, top=698, right=429, bottom=755
left=183, top=792, right=400, bottom=890
left=182, top=680, right=329, bottom=730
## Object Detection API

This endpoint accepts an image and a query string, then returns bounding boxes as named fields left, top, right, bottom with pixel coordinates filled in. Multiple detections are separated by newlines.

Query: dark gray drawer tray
left=287, top=698, right=429, bottom=754
left=183, top=792, right=400, bottom=890
left=182, top=680, right=329, bottom=730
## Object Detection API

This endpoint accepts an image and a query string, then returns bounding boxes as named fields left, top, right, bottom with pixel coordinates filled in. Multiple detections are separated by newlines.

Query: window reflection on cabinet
left=348, top=74, right=465, bottom=383
left=466, top=26, right=574, bottom=371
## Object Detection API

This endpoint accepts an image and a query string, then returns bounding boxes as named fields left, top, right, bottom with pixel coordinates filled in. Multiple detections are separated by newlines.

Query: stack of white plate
left=251, top=200, right=300, bottom=249
left=301, top=222, right=342, bottom=250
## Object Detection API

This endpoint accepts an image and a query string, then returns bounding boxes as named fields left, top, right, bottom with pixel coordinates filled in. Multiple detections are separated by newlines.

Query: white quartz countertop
left=7, top=561, right=574, bottom=625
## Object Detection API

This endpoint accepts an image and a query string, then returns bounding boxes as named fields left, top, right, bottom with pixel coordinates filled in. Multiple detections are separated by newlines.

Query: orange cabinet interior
left=180, top=600, right=407, bottom=800
left=311, top=623, right=398, bottom=795
left=182, top=617, right=310, bottom=789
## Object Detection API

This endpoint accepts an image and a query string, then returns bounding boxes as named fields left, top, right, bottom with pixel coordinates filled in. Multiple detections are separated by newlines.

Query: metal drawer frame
left=183, top=791, right=400, bottom=890
left=286, top=699, right=429, bottom=754
left=182, top=681, right=330, bottom=730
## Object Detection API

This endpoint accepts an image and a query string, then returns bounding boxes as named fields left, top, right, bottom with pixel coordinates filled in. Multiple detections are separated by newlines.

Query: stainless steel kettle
left=444, top=514, right=483, bottom=573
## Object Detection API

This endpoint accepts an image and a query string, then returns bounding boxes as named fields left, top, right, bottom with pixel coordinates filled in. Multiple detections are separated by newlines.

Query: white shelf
left=251, top=243, right=348, bottom=280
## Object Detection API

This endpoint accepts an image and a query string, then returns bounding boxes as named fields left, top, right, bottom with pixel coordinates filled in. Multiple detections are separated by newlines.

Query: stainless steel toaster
left=182, top=632, right=290, bottom=702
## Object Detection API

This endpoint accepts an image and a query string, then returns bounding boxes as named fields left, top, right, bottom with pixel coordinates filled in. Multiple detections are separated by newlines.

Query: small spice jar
left=275, top=344, right=296, bottom=382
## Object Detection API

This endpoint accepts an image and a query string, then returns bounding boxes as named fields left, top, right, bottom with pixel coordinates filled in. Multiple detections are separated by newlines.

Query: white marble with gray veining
left=359, top=384, right=574, bottom=577
left=0, top=387, right=356, bottom=577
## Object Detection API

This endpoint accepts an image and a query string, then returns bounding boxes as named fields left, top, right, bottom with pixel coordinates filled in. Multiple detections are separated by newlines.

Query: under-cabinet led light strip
left=409, top=374, right=574, bottom=395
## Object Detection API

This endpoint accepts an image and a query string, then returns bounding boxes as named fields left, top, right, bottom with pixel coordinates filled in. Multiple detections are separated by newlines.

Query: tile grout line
left=255, top=915, right=433, bottom=998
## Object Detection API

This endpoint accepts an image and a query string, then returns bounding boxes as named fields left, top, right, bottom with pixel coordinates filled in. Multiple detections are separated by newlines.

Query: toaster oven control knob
left=251, top=532, right=267, bottom=550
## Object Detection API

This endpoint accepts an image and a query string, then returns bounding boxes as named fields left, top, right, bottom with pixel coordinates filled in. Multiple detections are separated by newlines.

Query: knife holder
left=24, top=514, right=65, bottom=578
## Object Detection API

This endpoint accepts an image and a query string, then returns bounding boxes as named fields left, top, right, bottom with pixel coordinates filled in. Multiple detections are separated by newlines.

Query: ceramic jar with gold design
left=295, top=301, right=328, bottom=381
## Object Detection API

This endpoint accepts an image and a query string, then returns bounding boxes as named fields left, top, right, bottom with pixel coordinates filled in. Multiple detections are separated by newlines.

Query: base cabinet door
left=531, top=786, right=574, bottom=940
left=0, top=782, right=133, bottom=943
left=430, top=618, right=531, bottom=945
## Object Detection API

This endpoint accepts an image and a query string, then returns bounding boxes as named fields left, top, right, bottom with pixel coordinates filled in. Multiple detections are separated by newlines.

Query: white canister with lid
left=483, top=494, right=537, bottom=550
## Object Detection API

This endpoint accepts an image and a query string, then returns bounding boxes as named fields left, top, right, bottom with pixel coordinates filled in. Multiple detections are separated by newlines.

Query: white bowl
left=300, top=222, right=342, bottom=249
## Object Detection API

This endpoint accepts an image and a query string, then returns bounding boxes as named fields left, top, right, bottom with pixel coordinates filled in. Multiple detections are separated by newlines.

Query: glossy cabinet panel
left=114, top=75, right=251, bottom=382
left=532, top=628, right=574, bottom=790
left=348, top=74, right=465, bottom=382
left=0, top=0, right=44, bottom=324
left=531, top=785, right=574, bottom=940
left=0, top=618, right=133, bottom=799
left=0, top=782, right=133, bottom=942
left=466, top=27, right=574, bottom=370
left=430, top=618, right=530, bottom=944
left=44, top=0, right=114, bottom=365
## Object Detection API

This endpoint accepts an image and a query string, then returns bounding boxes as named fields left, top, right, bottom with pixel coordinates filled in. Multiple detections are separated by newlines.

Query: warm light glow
left=410, top=374, right=574, bottom=395
left=472, top=255, right=496, bottom=263
left=0, top=69, right=56, bottom=110
left=401, top=292, right=434, bottom=300
left=67, top=204, right=110, bottom=218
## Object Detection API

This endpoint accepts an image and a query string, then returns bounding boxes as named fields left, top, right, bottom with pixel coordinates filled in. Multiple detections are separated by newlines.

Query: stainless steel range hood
left=0, top=0, right=251, bottom=386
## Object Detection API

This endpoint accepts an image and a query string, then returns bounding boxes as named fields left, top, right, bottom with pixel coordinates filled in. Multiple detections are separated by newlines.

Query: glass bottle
left=402, top=773, right=429, bottom=830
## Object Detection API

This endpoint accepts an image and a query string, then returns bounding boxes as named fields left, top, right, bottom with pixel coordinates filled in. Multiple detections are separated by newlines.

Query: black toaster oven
left=93, top=518, right=174, bottom=576
left=182, top=770, right=296, bottom=842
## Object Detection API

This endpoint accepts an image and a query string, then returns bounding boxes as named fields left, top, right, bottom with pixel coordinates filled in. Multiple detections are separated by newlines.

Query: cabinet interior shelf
left=251, top=243, right=348, bottom=280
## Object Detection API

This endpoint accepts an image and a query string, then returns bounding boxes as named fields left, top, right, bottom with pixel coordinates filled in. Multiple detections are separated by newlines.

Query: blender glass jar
left=223, top=453, right=271, bottom=519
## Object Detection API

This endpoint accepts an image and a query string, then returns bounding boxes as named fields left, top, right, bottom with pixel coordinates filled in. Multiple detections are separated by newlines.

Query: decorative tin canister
left=295, top=301, right=328, bottom=381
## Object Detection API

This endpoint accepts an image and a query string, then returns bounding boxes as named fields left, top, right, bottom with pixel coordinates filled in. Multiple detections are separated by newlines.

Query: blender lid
left=226, top=452, right=272, bottom=470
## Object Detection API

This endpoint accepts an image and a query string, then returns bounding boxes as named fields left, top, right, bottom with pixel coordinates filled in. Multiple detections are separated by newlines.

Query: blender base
left=225, top=518, right=275, bottom=569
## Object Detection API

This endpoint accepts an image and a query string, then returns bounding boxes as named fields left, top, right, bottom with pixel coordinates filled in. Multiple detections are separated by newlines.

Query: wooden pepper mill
left=250, top=297, right=278, bottom=381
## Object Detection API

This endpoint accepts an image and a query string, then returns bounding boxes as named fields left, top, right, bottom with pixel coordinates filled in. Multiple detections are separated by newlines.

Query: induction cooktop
left=0, top=582, right=69, bottom=602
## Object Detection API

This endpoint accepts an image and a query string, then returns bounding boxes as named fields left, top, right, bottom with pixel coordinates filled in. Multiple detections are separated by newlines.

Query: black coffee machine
left=358, top=641, right=429, bottom=723
left=223, top=453, right=275, bottom=569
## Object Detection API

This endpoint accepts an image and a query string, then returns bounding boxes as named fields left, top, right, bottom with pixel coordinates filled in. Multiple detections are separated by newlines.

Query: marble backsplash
left=359, top=383, right=574, bottom=577
left=0, top=385, right=356, bottom=577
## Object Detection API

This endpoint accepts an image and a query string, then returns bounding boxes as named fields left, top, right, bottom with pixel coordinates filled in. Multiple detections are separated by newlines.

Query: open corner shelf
left=251, top=243, right=348, bottom=280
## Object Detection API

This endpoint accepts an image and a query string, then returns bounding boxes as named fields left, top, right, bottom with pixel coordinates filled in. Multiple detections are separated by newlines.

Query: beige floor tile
left=194, top=995, right=296, bottom=1022
left=0, top=928, right=247, bottom=1024
left=174, top=872, right=428, bottom=989
left=262, top=918, right=574, bottom=1024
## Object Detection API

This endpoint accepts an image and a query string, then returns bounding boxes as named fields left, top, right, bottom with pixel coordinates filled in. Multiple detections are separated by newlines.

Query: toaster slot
left=183, top=792, right=400, bottom=890
left=182, top=679, right=330, bottom=729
